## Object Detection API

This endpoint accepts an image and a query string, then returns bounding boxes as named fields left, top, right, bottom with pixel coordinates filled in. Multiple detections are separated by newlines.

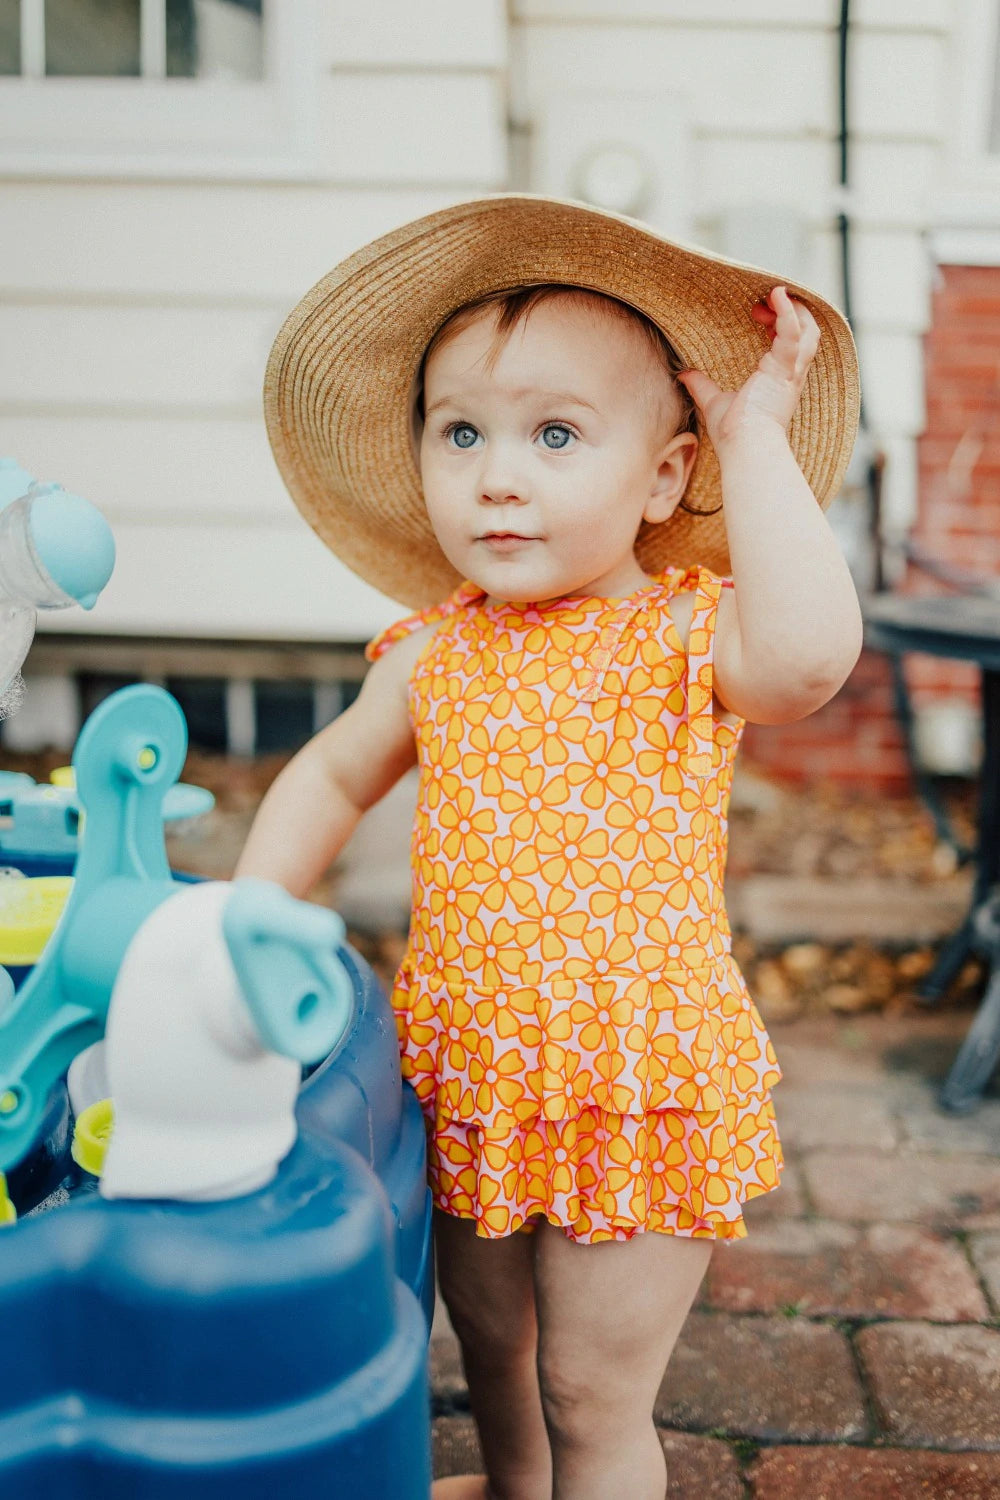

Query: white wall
left=0, top=0, right=977, bottom=649
left=0, top=0, right=508, bottom=642
left=510, top=0, right=951, bottom=562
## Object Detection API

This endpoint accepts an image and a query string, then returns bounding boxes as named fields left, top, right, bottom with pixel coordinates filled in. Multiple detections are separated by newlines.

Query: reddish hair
left=418, top=283, right=696, bottom=438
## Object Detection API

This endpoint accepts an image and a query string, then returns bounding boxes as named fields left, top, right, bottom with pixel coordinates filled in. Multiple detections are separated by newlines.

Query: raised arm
left=679, top=287, right=864, bottom=725
left=233, top=626, right=429, bottom=898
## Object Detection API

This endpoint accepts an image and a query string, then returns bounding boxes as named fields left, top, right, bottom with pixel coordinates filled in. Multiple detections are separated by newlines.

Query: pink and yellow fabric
left=368, top=565, right=782, bottom=1242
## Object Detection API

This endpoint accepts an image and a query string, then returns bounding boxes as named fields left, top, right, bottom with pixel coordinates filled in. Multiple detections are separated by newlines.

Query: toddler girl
left=239, top=196, right=863, bottom=1500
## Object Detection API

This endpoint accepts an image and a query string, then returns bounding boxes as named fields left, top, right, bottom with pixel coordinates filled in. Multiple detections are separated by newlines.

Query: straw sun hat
left=264, top=194, right=860, bottom=611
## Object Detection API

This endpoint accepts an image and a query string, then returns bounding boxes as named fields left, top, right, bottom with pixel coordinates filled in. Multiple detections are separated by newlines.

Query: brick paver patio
left=431, top=1009, right=1000, bottom=1496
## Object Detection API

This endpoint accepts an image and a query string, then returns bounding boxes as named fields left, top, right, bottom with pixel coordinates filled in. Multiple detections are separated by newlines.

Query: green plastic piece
left=71, top=1098, right=114, bottom=1178
left=0, top=1174, right=15, bottom=1225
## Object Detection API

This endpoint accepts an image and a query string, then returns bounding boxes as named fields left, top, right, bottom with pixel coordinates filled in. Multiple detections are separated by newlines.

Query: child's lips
left=478, top=532, right=540, bottom=551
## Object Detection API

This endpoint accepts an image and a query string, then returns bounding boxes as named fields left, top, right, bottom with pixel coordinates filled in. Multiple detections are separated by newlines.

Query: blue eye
left=449, top=424, right=480, bottom=449
left=541, top=424, right=573, bottom=450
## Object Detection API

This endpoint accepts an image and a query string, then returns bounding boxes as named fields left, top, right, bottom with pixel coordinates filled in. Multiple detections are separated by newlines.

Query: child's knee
left=536, top=1340, right=660, bottom=1449
left=439, top=1276, right=536, bottom=1367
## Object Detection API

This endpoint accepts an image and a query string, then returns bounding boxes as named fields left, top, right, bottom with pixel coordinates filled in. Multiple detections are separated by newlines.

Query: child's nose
left=478, top=456, right=529, bottom=506
left=474, top=437, right=530, bottom=506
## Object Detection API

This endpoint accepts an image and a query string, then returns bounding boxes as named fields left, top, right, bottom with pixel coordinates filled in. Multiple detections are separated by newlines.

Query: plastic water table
left=0, top=685, right=433, bottom=1497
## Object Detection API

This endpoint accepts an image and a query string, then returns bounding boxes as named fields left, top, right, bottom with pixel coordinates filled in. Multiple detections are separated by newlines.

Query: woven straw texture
left=264, top=195, right=860, bottom=610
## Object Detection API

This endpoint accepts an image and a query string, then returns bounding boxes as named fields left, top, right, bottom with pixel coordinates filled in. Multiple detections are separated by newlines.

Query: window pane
left=45, top=0, right=141, bottom=77
left=167, top=0, right=263, bottom=80
left=0, top=0, right=19, bottom=74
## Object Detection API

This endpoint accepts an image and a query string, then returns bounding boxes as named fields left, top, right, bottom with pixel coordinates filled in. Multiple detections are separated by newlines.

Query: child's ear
left=644, top=432, right=699, bottom=525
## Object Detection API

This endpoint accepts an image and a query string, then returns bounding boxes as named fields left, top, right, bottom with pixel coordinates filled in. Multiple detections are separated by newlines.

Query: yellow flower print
left=653, top=834, right=713, bottom=913
left=591, top=663, right=669, bottom=740
left=568, top=981, right=640, bottom=1058
left=589, top=860, right=661, bottom=936
left=513, top=685, right=593, bottom=766
left=472, top=983, right=543, bottom=1046
left=462, top=721, right=544, bottom=797
left=536, top=808, right=609, bottom=888
left=472, top=837, right=542, bottom=914
left=513, top=884, right=590, bottom=962
left=689, top=1123, right=736, bottom=1207
left=437, top=785, right=497, bottom=861
left=637, top=914, right=714, bottom=973
left=468, top=1036, right=529, bottom=1119
left=603, top=1127, right=650, bottom=1207
left=605, top=782, right=678, bottom=862
left=499, top=763, right=590, bottom=838
left=438, top=991, right=480, bottom=1075
left=560, top=924, right=637, bottom=981
left=540, top=1045, right=594, bottom=1119
left=644, top=1019, right=722, bottom=1110
left=459, top=915, right=534, bottom=986
left=487, top=656, right=545, bottom=723
left=717, top=1014, right=764, bottom=1097
left=635, top=720, right=686, bottom=798
left=576, top=730, right=636, bottom=810
left=420, top=748, right=462, bottom=812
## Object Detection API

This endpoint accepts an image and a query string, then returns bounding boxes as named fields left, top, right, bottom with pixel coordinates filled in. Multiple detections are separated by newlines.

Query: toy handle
left=222, top=880, right=354, bottom=1066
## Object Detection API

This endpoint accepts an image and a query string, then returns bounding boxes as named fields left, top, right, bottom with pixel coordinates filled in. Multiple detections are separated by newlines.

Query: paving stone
left=656, top=1311, right=866, bottom=1442
left=774, top=1084, right=898, bottom=1151
left=771, top=1012, right=979, bottom=1090
left=752, top=1445, right=1000, bottom=1499
left=704, top=1220, right=989, bottom=1321
left=895, top=1085, right=1000, bottom=1155
left=431, top=1419, right=745, bottom=1496
left=968, top=1232, right=1000, bottom=1313
left=801, top=1148, right=1000, bottom=1227
left=432, top=1415, right=482, bottom=1478
left=856, top=1321, right=1000, bottom=1449
left=658, top=1430, right=746, bottom=1499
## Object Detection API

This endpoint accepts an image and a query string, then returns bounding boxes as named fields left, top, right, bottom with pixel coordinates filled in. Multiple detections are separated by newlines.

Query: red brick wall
left=743, top=264, right=1000, bottom=792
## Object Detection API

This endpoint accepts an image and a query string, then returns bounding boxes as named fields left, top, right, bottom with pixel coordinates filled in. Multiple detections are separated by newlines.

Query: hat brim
left=264, top=194, right=860, bottom=611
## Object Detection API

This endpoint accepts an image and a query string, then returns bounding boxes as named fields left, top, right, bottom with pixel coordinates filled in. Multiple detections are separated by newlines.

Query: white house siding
left=0, top=0, right=508, bottom=646
left=0, top=1, right=979, bottom=675
left=509, top=0, right=951, bottom=571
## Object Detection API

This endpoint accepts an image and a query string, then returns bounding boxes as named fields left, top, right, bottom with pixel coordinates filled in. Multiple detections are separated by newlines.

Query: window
left=0, top=0, right=318, bottom=178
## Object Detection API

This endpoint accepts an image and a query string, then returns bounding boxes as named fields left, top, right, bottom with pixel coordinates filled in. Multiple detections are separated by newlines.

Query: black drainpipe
left=838, top=0, right=886, bottom=589
left=837, top=0, right=854, bottom=330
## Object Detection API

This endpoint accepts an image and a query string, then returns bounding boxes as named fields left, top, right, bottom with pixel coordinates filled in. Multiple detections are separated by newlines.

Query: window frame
left=0, top=0, right=322, bottom=180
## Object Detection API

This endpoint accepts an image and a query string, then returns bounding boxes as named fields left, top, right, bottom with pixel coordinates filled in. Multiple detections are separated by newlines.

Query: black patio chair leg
left=939, top=890, right=1000, bottom=1113
left=917, top=916, right=977, bottom=1003
left=940, top=966, right=1000, bottom=1112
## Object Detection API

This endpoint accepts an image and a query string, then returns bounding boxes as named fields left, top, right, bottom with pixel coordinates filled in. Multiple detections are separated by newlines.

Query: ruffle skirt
left=393, top=951, right=783, bottom=1243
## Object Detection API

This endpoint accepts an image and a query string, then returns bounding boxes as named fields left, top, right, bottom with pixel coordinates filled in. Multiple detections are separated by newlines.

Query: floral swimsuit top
left=367, top=564, right=781, bottom=1138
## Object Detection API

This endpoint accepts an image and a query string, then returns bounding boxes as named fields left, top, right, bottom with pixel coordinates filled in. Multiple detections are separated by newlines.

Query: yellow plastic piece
left=49, top=766, right=75, bottom=789
left=0, top=876, right=74, bottom=966
left=0, top=1173, right=15, bottom=1225
left=71, top=1098, right=115, bottom=1178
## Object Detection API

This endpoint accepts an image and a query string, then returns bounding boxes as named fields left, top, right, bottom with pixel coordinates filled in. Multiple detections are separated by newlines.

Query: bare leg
left=533, top=1222, right=712, bottom=1500
left=433, top=1210, right=552, bottom=1500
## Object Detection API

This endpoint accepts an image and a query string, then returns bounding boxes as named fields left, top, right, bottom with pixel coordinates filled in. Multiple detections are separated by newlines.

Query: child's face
left=418, top=296, right=698, bottom=604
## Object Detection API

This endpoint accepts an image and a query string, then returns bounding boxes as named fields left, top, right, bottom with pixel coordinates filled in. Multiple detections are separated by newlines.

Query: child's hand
left=677, top=287, right=821, bottom=456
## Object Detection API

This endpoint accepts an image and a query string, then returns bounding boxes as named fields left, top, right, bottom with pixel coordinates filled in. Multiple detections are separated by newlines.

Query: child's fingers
left=762, top=288, right=820, bottom=375
left=676, top=367, right=721, bottom=412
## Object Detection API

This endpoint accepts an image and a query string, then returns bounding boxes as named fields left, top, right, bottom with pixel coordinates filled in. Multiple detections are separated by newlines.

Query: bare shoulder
left=362, top=620, right=440, bottom=703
